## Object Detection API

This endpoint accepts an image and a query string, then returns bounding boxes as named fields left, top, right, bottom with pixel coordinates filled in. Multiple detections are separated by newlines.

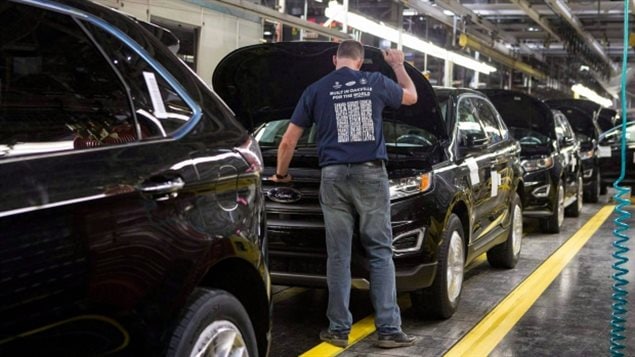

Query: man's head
left=333, top=40, right=364, bottom=70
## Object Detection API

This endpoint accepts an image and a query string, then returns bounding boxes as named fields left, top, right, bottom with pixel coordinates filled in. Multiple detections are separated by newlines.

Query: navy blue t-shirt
left=290, top=67, right=403, bottom=167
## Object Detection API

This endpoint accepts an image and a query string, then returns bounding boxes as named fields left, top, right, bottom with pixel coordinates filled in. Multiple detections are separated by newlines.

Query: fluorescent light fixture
left=571, top=84, right=613, bottom=107
left=325, top=2, right=496, bottom=74
left=579, top=65, right=589, bottom=71
left=442, top=9, right=455, bottom=16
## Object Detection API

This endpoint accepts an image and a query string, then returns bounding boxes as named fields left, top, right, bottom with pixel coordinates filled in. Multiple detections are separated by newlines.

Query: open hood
left=545, top=98, right=617, bottom=132
left=212, top=42, right=446, bottom=141
left=480, top=89, right=555, bottom=139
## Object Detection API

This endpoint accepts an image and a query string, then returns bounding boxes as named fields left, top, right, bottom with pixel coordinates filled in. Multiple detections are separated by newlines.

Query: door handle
left=138, top=177, right=185, bottom=194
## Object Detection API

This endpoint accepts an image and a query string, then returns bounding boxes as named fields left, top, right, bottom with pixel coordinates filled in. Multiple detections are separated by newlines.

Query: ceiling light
left=571, top=84, right=613, bottom=108
left=442, top=9, right=455, bottom=16
left=325, top=1, right=496, bottom=74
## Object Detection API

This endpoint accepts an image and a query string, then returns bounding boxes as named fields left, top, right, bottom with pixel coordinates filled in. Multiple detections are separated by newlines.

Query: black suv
left=481, top=90, right=583, bottom=233
left=546, top=104, right=603, bottom=202
left=213, top=42, right=523, bottom=318
left=546, top=98, right=618, bottom=133
left=0, top=1, right=270, bottom=356
left=597, top=121, right=635, bottom=191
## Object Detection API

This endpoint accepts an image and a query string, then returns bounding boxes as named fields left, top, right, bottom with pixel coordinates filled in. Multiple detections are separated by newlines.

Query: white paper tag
left=598, top=145, right=612, bottom=158
left=143, top=71, right=168, bottom=119
left=491, top=170, right=499, bottom=197
left=466, top=158, right=479, bottom=185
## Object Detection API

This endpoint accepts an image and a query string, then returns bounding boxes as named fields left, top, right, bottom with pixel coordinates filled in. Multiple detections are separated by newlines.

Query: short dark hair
left=336, top=40, right=364, bottom=60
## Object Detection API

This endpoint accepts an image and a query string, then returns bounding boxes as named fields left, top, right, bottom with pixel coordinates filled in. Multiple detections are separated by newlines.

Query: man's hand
left=383, top=49, right=405, bottom=69
left=270, top=174, right=293, bottom=183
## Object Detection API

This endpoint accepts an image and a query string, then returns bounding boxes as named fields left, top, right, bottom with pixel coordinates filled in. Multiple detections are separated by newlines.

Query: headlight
left=580, top=149, right=594, bottom=160
left=389, top=172, right=432, bottom=199
left=521, top=156, right=554, bottom=172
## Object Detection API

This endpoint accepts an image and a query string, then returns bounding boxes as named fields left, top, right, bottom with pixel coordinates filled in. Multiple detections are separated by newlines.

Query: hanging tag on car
left=491, top=170, right=499, bottom=197
left=598, top=146, right=612, bottom=158
left=466, top=158, right=479, bottom=185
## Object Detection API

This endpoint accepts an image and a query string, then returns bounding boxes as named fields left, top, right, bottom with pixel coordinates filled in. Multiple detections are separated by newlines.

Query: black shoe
left=376, top=331, right=416, bottom=348
left=319, top=329, right=349, bottom=347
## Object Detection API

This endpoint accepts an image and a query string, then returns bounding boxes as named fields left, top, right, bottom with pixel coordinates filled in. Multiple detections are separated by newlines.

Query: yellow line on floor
left=299, top=253, right=488, bottom=356
left=444, top=205, right=614, bottom=357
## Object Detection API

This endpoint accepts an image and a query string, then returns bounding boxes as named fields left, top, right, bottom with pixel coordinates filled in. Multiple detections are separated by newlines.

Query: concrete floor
left=270, top=193, right=635, bottom=356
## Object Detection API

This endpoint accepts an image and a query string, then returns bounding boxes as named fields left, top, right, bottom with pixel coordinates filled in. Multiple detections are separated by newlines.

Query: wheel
left=410, top=214, right=465, bottom=319
left=543, top=182, right=564, bottom=234
left=584, top=168, right=600, bottom=203
left=167, top=288, right=257, bottom=357
left=487, top=192, right=523, bottom=268
left=565, top=176, right=583, bottom=217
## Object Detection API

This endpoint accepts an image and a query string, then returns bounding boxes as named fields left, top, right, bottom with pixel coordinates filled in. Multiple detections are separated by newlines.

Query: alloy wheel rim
left=512, top=203, right=523, bottom=256
left=557, top=184, right=565, bottom=227
left=446, top=231, right=465, bottom=303
left=191, top=320, right=249, bottom=357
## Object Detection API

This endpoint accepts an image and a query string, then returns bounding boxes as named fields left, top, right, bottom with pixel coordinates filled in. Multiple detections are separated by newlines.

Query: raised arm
left=383, top=49, right=418, bottom=105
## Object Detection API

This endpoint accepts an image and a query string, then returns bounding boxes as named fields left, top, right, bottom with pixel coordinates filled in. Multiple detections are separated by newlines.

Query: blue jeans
left=319, top=161, right=401, bottom=336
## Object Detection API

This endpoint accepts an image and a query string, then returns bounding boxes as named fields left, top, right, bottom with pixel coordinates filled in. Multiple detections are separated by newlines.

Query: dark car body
left=546, top=104, right=603, bottom=202
left=481, top=90, right=583, bottom=233
left=546, top=98, right=618, bottom=132
left=597, top=121, right=635, bottom=190
left=0, top=1, right=270, bottom=356
left=213, top=42, right=524, bottom=318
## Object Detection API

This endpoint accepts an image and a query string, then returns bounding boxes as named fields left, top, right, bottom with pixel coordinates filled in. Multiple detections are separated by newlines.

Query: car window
left=82, top=22, right=194, bottom=139
left=457, top=97, right=487, bottom=145
left=509, top=127, right=551, bottom=146
left=254, top=119, right=438, bottom=149
left=600, top=122, right=635, bottom=144
left=0, top=5, right=135, bottom=157
left=473, top=98, right=503, bottom=143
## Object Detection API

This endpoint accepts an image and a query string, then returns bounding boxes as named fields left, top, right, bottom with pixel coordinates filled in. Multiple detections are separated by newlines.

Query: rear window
left=254, top=119, right=438, bottom=149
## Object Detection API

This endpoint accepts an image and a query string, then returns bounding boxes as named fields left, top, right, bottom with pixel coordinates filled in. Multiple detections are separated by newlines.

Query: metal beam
left=187, top=0, right=351, bottom=40
left=427, top=0, right=542, bottom=60
left=459, top=33, right=547, bottom=81
left=543, top=0, right=618, bottom=73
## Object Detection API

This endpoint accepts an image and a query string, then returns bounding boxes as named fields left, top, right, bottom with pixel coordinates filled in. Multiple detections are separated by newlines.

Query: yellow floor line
left=444, top=205, right=614, bottom=357
left=299, top=253, right=488, bottom=356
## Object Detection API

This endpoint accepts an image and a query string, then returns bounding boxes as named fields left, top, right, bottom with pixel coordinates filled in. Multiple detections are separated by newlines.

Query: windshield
left=254, top=119, right=438, bottom=149
left=600, top=122, right=635, bottom=145
left=509, top=127, right=551, bottom=146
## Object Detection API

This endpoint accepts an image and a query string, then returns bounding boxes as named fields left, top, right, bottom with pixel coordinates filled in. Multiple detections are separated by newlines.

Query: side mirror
left=461, top=133, right=488, bottom=148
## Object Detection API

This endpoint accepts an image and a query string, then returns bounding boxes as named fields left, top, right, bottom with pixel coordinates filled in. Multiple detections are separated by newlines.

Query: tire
left=584, top=169, right=600, bottom=203
left=167, top=288, right=257, bottom=357
left=487, top=193, right=522, bottom=269
left=543, top=182, right=564, bottom=234
left=565, top=176, right=583, bottom=217
left=410, top=214, right=465, bottom=319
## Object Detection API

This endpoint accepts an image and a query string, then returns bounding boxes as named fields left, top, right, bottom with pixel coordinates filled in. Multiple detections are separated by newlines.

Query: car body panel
left=1, top=1, right=270, bottom=355
left=212, top=43, right=522, bottom=300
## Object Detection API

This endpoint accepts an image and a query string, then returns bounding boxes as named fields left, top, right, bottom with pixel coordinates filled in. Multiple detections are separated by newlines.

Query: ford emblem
left=267, top=187, right=302, bottom=203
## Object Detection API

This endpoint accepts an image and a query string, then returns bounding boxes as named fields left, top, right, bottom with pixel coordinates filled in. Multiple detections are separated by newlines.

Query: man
left=270, top=40, right=418, bottom=348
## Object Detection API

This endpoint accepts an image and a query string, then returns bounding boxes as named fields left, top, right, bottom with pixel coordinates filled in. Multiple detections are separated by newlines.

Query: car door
left=472, top=96, right=515, bottom=231
left=554, top=111, right=579, bottom=200
left=0, top=4, right=242, bottom=351
left=455, top=96, right=490, bottom=242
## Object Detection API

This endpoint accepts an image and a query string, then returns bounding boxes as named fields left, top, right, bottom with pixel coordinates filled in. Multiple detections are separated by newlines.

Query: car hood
left=546, top=98, right=617, bottom=132
left=479, top=89, right=555, bottom=139
left=212, top=42, right=446, bottom=140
